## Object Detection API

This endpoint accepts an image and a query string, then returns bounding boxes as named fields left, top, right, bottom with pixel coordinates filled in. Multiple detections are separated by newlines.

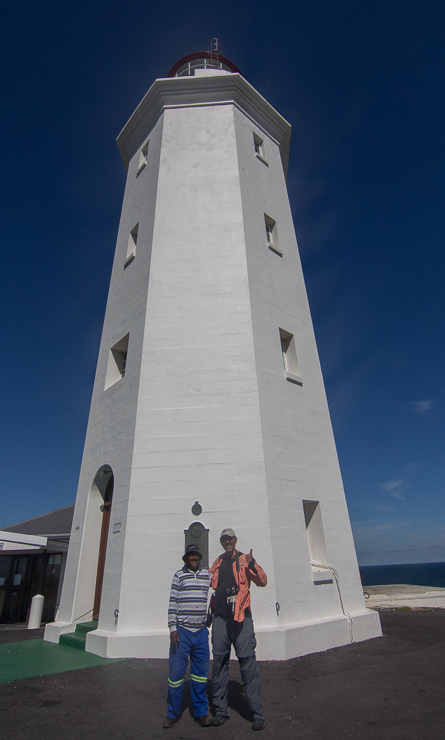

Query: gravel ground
left=0, top=610, right=443, bottom=740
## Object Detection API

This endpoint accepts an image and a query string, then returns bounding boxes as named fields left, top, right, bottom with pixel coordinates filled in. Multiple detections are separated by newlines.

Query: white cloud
left=354, top=503, right=395, bottom=512
left=356, top=528, right=445, bottom=565
left=413, top=400, right=433, bottom=415
left=382, top=479, right=402, bottom=492
left=351, top=518, right=412, bottom=541
left=381, top=479, right=405, bottom=499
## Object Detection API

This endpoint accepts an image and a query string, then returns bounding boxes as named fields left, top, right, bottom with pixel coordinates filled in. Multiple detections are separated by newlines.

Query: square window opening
left=279, top=328, right=302, bottom=383
left=303, top=500, right=332, bottom=584
left=137, top=141, right=149, bottom=174
left=253, top=133, right=264, bottom=157
left=265, top=214, right=282, bottom=255
left=125, top=223, right=139, bottom=266
left=104, top=333, right=129, bottom=390
left=254, top=133, right=268, bottom=165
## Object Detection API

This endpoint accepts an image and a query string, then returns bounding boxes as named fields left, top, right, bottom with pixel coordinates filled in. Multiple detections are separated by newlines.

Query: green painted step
left=59, top=632, right=87, bottom=650
left=59, top=620, right=98, bottom=650
left=74, top=620, right=98, bottom=635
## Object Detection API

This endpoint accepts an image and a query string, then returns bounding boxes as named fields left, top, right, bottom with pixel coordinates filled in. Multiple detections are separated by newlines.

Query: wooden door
left=92, top=476, right=114, bottom=620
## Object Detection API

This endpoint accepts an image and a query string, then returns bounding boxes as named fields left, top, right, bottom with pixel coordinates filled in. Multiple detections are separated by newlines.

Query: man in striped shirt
left=163, top=544, right=212, bottom=729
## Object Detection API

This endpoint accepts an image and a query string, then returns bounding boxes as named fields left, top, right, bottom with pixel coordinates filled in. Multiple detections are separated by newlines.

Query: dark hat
left=182, top=544, right=203, bottom=562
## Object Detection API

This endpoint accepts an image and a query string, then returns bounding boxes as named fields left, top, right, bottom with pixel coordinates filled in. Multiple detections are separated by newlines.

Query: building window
left=104, top=334, right=129, bottom=390
left=254, top=133, right=268, bottom=165
left=279, top=328, right=302, bottom=385
left=124, top=223, right=138, bottom=267
left=137, top=141, right=149, bottom=175
left=302, top=500, right=333, bottom=584
left=254, top=133, right=263, bottom=156
left=265, top=214, right=282, bottom=256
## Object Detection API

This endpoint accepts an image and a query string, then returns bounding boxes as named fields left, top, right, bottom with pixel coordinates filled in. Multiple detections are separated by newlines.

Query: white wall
left=0, top=532, right=47, bottom=550
left=117, top=102, right=274, bottom=633
left=50, top=110, right=166, bottom=631
left=234, top=106, right=367, bottom=627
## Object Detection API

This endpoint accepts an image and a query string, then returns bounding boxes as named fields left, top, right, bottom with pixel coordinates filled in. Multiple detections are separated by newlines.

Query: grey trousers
left=211, top=615, right=264, bottom=722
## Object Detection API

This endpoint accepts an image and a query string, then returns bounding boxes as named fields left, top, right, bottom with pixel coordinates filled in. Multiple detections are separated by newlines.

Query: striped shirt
left=168, top=565, right=212, bottom=633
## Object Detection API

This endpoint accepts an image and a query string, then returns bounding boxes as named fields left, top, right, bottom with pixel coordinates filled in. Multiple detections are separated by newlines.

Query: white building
left=45, top=45, right=381, bottom=659
left=1, top=505, right=73, bottom=624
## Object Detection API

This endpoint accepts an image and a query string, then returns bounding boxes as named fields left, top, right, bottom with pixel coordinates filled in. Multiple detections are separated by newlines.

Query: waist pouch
left=220, top=607, right=252, bottom=621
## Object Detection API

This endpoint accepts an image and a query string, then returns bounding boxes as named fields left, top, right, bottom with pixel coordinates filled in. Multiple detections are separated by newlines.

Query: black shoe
left=211, top=714, right=230, bottom=726
left=252, top=719, right=265, bottom=731
left=195, top=715, right=211, bottom=727
left=163, top=717, right=176, bottom=728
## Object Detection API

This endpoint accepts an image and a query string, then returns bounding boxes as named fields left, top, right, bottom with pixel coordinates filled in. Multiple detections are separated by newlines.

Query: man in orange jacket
left=209, top=528, right=267, bottom=731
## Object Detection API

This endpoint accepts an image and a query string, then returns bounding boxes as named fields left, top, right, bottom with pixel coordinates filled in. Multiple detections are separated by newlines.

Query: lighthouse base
left=256, top=609, right=382, bottom=660
left=45, top=609, right=382, bottom=660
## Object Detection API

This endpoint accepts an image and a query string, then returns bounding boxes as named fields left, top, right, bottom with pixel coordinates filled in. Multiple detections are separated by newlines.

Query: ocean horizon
left=360, top=561, right=445, bottom=588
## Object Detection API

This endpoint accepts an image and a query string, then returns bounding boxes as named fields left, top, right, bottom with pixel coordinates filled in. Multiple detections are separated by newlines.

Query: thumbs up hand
left=246, top=549, right=254, bottom=563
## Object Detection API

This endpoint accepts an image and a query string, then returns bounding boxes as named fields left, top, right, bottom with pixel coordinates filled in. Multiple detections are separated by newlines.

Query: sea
left=360, top=561, right=445, bottom=588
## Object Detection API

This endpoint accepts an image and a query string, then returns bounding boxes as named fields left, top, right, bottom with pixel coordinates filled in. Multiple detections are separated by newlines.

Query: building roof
left=1, top=505, right=74, bottom=536
left=116, top=74, right=291, bottom=178
left=167, top=51, right=241, bottom=78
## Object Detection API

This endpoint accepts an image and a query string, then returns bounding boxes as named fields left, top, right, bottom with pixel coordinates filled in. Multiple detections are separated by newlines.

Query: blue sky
left=1, top=0, right=444, bottom=566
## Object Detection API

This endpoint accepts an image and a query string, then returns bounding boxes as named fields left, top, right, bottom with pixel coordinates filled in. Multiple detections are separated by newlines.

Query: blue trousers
left=167, top=625, right=209, bottom=719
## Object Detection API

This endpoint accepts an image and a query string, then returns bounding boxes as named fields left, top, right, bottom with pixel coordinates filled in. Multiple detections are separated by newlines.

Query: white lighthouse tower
left=45, top=42, right=381, bottom=659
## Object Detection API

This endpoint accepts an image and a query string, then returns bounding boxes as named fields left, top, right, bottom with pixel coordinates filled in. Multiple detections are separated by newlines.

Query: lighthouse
left=45, top=42, right=381, bottom=659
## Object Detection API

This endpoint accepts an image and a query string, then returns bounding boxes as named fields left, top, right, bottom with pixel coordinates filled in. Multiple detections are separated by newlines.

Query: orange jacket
left=209, top=550, right=267, bottom=622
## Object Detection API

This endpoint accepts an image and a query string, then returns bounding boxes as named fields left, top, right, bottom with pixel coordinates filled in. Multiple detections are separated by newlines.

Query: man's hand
left=170, top=630, right=179, bottom=648
left=246, top=549, right=254, bottom=563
